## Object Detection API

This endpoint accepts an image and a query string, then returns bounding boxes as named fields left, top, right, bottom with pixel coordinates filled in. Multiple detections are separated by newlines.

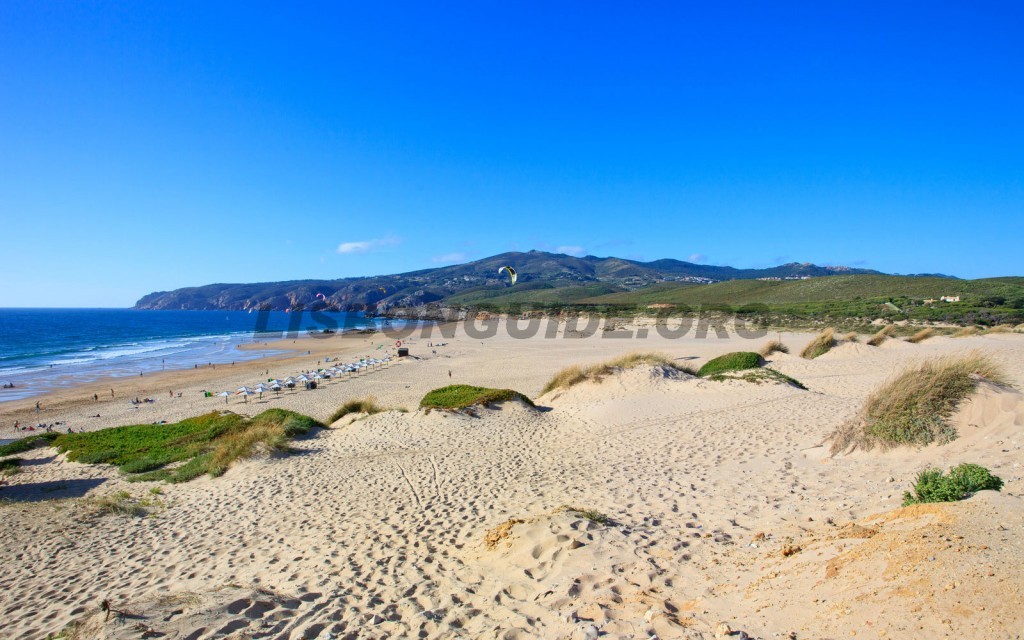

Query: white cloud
left=432, top=252, right=468, bottom=264
left=336, top=236, right=400, bottom=254
left=556, top=245, right=586, bottom=257
left=687, top=253, right=707, bottom=263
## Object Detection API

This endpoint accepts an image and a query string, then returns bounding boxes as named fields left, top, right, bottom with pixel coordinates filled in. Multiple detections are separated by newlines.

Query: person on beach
left=110, top=389, right=114, bottom=397
left=169, top=390, right=173, bottom=398
left=448, top=370, right=452, bottom=379
left=93, top=393, right=98, bottom=401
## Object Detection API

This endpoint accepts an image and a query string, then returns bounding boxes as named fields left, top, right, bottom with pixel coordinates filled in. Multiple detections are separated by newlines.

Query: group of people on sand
left=10, top=420, right=79, bottom=434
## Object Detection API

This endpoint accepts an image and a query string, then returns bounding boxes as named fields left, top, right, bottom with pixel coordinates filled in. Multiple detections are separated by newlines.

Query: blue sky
left=2, top=2, right=1022, bottom=307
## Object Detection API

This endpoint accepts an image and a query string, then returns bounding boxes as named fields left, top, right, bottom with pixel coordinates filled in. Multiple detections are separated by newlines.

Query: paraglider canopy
left=498, top=265, right=517, bottom=285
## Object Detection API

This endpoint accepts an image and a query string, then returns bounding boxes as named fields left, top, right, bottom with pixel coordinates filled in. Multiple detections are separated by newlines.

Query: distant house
left=940, top=295, right=961, bottom=303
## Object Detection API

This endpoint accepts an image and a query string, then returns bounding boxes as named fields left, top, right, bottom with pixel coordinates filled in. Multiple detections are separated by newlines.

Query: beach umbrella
left=217, top=391, right=231, bottom=404
left=236, top=388, right=255, bottom=403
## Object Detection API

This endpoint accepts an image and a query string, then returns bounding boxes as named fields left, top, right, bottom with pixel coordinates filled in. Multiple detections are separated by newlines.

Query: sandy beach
left=1, top=321, right=1022, bottom=639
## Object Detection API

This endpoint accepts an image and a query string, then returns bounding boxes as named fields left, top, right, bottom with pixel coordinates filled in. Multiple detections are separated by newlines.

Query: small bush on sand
left=759, top=339, right=789, bottom=356
left=800, top=328, right=835, bottom=359
left=953, top=326, right=980, bottom=338
left=906, top=328, right=936, bottom=343
left=866, top=325, right=897, bottom=346
left=697, top=352, right=763, bottom=377
left=329, top=397, right=386, bottom=423
left=902, top=464, right=1003, bottom=506
left=88, top=491, right=148, bottom=517
left=830, top=352, right=1007, bottom=453
left=541, top=352, right=693, bottom=394
left=841, top=331, right=860, bottom=343
left=420, top=385, right=534, bottom=411
left=562, top=505, right=610, bottom=525
left=0, top=457, right=21, bottom=476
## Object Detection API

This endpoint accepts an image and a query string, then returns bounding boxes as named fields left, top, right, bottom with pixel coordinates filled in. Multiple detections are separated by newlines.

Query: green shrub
left=420, top=385, right=534, bottom=410
left=902, top=463, right=1003, bottom=506
left=0, top=457, right=21, bottom=476
left=697, top=352, right=763, bottom=377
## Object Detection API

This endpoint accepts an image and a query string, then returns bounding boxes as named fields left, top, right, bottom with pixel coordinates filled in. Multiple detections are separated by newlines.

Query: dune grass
left=953, top=326, right=980, bottom=338
left=830, top=352, right=1007, bottom=453
left=759, top=339, right=789, bottom=356
left=983, top=324, right=1014, bottom=334
left=906, top=327, right=937, bottom=343
left=902, top=463, right=1003, bottom=506
left=800, top=328, right=835, bottom=359
left=866, top=324, right=897, bottom=346
left=53, top=409, right=322, bottom=483
left=328, top=397, right=387, bottom=423
left=420, top=385, right=534, bottom=411
left=840, top=331, right=860, bottom=342
left=697, top=351, right=763, bottom=377
left=541, top=352, right=693, bottom=395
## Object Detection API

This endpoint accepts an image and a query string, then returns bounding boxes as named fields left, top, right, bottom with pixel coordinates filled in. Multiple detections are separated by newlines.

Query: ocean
left=0, top=308, right=403, bottom=402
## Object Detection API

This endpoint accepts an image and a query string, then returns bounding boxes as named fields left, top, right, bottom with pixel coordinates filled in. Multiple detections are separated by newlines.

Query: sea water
left=0, top=309, right=402, bottom=402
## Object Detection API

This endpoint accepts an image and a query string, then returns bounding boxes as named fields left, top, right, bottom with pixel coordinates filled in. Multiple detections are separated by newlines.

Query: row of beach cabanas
left=214, top=355, right=393, bottom=403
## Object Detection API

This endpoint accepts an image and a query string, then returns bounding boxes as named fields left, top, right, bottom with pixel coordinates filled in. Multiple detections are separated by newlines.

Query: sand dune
left=1, top=323, right=1022, bottom=639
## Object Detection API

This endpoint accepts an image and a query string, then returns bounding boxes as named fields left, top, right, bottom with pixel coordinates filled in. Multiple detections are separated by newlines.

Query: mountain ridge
left=135, top=250, right=901, bottom=311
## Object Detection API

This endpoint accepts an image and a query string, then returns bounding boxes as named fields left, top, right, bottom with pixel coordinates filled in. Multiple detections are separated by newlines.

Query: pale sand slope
left=0, top=325, right=1022, bottom=639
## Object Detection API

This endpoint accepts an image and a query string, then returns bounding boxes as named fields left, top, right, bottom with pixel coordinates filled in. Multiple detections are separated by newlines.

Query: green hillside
left=447, top=283, right=623, bottom=306
left=578, top=275, right=1024, bottom=323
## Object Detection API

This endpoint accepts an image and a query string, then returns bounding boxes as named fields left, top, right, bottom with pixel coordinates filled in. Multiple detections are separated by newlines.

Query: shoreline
left=0, top=328, right=418, bottom=435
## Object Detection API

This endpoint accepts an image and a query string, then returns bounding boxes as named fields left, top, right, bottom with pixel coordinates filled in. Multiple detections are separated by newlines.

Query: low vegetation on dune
left=866, top=324, right=897, bottom=346
left=758, top=339, right=789, bottom=356
left=983, top=324, right=1014, bottom=334
left=903, top=463, right=1003, bottom=506
left=697, top=351, right=763, bottom=377
left=708, top=367, right=808, bottom=389
left=420, top=385, right=534, bottom=411
left=0, top=432, right=59, bottom=457
left=541, top=352, right=694, bottom=395
left=0, top=457, right=21, bottom=476
left=953, top=326, right=980, bottom=338
left=51, top=409, right=323, bottom=483
left=696, top=351, right=806, bottom=388
left=830, top=352, right=1008, bottom=453
left=840, top=331, right=860, bottom=342
left=906, top=327, right=937, bottom=343
left=328, top=397, right=390, bottom=423
left=800, top=328, right=836, bottom=359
